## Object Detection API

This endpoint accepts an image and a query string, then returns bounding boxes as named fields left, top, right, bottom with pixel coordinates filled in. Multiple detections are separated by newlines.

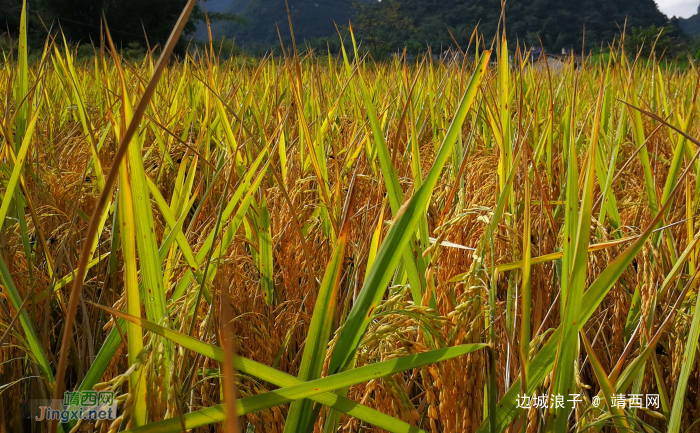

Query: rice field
left=4, top=2, right=700, bottom=433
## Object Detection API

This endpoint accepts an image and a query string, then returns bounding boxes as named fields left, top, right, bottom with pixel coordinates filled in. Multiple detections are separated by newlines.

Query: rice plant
left=3, top=1, right=700, bottom=432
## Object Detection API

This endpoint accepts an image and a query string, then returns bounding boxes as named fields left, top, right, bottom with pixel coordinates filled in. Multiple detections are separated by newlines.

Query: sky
left=656, top=0, right=698, bottom=17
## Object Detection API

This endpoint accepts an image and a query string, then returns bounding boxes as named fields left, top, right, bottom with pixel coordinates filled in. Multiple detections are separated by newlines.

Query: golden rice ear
left=50, top=1, right=200, bottom=432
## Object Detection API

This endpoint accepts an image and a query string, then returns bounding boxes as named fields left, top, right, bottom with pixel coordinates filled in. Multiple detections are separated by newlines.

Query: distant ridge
left=197, top=0, right=669, bottom=53
left=215, top=0, right=362, bottom=51
left=679, top=6, right=700, bottom=35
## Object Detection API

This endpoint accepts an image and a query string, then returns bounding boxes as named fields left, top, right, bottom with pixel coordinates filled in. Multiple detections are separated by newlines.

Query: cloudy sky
left=657, top=0, right=698, bottom=17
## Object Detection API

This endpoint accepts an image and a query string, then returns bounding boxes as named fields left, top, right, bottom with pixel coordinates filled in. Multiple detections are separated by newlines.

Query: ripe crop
left=2, top=1, right=700, bottom=432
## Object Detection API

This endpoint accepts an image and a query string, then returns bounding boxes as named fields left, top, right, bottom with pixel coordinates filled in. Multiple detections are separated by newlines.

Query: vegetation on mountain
left=215, top=0, right=361, bottom=53
left=0, top=0, right=694, bottom=59
left=211, top=0, right=674, bottom=56
left=0, top=0, right=240, bottom=53
left=679, top=6, right=700, bottom=35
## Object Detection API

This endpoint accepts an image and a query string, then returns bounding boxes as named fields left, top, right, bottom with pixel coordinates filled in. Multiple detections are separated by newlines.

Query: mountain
left=211, top=0, right=365, bottom=52
left=679, top=5, right=700, bottom=35
left=400, top=0, right=668, bottom=51
left=195, top=0, right=250, bottom=40
left=197, top=0, right=669, bottom=54
left=204, top=0, right=242, bottom=12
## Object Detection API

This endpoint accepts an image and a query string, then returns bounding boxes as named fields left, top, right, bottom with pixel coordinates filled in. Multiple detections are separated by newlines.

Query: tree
left=0, top=0, right=53, bottom=48
left=351, top=0, right=414, bottom=57
left=4, top=0, right=238, bottom=52
left=37, top=0, right=202, bottom=49
left=623, top=24, right=684, bottom=58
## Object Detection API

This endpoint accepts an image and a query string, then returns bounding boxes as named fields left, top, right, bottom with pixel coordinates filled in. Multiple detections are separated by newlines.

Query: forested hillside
left=208, top=0, right=669, bottom=54
left=400, top=0, right=667, bottom=50
left=216, top=0, right=363, bottom=52
left=679, top=6, right=700, bottom=35
left=0, top=0, right=679, bottom=55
